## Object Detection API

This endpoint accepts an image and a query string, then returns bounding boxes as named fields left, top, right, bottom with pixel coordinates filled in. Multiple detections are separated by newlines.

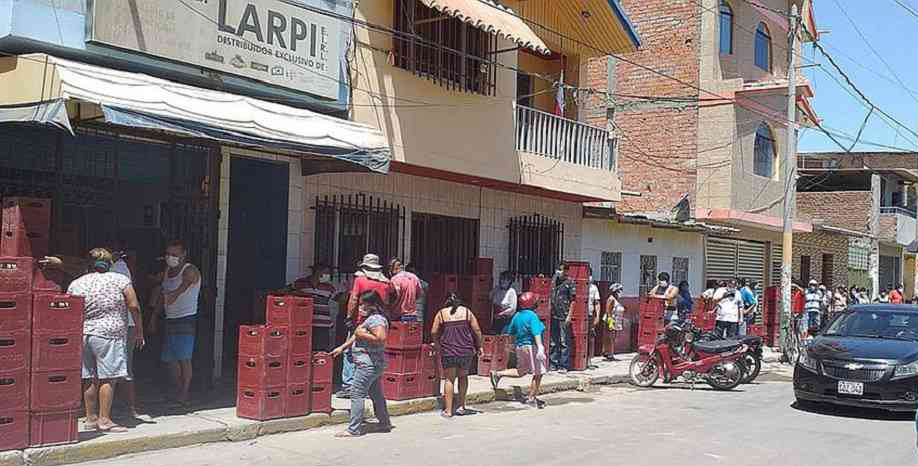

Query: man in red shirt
left=890, top=284, right=904, bottom=304
left=348, top=254, right=394, bottom=326
left=388, top=258, right=423, bottom=321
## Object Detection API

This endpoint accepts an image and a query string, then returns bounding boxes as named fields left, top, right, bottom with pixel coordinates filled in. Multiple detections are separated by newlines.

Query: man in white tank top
left=149, top=241, right=201, bottom=408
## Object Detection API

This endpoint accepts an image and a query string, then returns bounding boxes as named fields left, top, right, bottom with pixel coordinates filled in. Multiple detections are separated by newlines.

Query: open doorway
left=223, top=157, right=290, bottom=369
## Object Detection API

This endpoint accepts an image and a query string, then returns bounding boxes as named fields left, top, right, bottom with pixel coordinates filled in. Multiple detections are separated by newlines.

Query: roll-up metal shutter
left=770, top=244, right=783, bottom=287
left=705, top=237, right=738, bottom=285
left=736, top=239, right=766, bottom=287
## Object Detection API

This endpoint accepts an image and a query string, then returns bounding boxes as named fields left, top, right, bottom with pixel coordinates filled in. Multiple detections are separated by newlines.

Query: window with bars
left=640, top=255, right=658, bottom=297
left=600, top=251, right=622, bottom=284
left=800, top=255, right=811, bottom=284
left=393, top=0, right=498, bottom=96
left=754, top=124, right=776, bottom=178
left=411, top=212, right=479, bottom=277
left=848, top=238, right=870, bottom=271
left=672, top=257, right=689, bottom=285
left=508, top=214, right=564, bottom=277
left=313, top=194, right=405, bottom=277
left=822, top=254, right=834, bottom=288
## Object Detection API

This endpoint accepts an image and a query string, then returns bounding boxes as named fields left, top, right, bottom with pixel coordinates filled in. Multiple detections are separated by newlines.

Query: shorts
left=441, top=354, right=474, bottom=371
left=515, top=345, right=547, bottom=377
left=82, top=335, right=128, bottom=380
left=124, top=326, right=137, bottom=381
left=161, top=334, right=195, bottom=363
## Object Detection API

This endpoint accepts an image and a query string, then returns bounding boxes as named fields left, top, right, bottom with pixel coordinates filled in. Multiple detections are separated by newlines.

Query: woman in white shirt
left=490, top=271, right=518, bottom=333
left=713, top=282, right=742, bottom=338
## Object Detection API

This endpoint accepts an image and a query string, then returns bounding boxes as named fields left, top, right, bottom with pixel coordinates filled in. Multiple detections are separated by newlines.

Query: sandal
left=97, top=424, right=129, bottom=433
left=335, top=430, right=363, bottom=438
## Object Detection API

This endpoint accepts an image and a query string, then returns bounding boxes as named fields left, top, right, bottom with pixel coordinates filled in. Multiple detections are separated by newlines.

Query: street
left=80, top=374, right=916, bottom=466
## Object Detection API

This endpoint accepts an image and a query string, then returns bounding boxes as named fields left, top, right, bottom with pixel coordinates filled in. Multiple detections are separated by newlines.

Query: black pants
left=715, top=320, right=738, bottom=339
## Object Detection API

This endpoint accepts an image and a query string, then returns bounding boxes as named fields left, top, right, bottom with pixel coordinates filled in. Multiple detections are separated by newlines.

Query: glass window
left=719, top=2, right=734, bottom=55
left=755, top=23, right=772, bottom=71
left=753, top=124, right=776, bottom=178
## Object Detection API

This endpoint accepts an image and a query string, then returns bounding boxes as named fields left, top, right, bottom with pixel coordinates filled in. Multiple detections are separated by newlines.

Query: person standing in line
left=675, top=281, right=693, bottom=323
left=68, top=248, right=142, bottom=432
left=295, top=265, right=344, bottom=395
left=804, top=280, right=823, bottom=335
left=148, top=241, right=201, bottom=410
left=603, top=284, right=625, bottom=361
left=340, top=254, right=393, bottom=398
left=650, top=272, right=679, bottom=325
left=405, top=263, right=428, bottom=323
left=388, top=258, right=423, bottom=321
left=588, top=277, right=602, bottom=368
left=331, top=291, right=392, bottom=437
left=430, top=293, right=483, bottom=418
left=490, top=271, right=518, bottom=334
left=490, top=291, right=547, bottom=409
left=831, top=286, right=848, bottom=319
left=738, top=279, right=758, bottom=336
left=549, top=264, right=576, bottom=373
left=110, top=246, right=144, bottom=419
left=890, top=284, right=905, bottom=304
left=713, top=281, right=742, bottom=338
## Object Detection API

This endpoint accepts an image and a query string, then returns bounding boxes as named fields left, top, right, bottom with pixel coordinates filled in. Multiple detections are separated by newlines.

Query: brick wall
left=797, top=191, right=873, bottom=233
left=879, top=215, right=898, bottom=243
left=586, top=0, right=702, bottom=213
left=792, top=231, right=849, bottom=288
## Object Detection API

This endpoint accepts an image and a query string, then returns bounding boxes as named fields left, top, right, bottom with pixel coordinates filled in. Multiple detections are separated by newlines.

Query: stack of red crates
left=762, top=286, right=780, bottom=347
left=0, top=198, right=84, bottom=451
left=477, top=335, right=510, bottom=376
left=424, top=274, right=458, bottom=342
left=237, top=295, right=327, bottom=420
left=459, top=274, right=493, bottom=333
left=524, top=277, right=552, bottom=358
left=638, top=297, right=665, bottom=347
left=691, top=298, right=715, bottom=332
left=566, top=262, right=591, bottom=371
left=382, top=318, right=438, bottom=401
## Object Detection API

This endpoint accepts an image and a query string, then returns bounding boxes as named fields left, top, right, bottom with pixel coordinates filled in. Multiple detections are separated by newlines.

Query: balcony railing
left=880, top=206, right=917, bottom=218
left=515, top=104, right=615, bottom=171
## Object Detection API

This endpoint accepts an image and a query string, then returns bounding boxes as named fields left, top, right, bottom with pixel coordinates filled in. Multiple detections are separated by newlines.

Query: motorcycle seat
left=739, top=335, right=762, bottom=347
left=693, top=340, right=743, bottom=354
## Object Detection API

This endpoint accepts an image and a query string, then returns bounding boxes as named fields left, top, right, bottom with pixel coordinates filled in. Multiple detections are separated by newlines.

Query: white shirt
left=715, top=289, right=742, bottom=323
left=589, top=283, right=601, bottom=316
left=111, top=259, right=135, bottom=327
left=163, top=263, right=201, bottom=319
left=491, top=286, right=518, bottom=318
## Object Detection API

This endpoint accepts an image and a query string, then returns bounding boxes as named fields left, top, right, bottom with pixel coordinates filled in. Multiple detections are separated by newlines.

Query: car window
left=823, top=310, right=918, bottom=339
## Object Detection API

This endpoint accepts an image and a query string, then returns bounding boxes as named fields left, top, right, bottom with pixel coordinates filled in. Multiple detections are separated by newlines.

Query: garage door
left=705, top=237, right=766, bottom=288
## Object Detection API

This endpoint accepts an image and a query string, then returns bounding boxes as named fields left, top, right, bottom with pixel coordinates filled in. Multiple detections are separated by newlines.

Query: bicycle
left=780, top=312, right=807, bottom=364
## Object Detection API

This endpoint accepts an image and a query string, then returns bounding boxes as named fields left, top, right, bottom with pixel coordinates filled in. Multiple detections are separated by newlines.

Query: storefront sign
left=89, top=0, right=342, bottom=100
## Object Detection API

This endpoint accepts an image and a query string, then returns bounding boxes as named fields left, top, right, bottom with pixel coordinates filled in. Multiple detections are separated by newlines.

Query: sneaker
left=557, top=368, right=568, bottom=374
left=489, top=371, right=501, bottom=389
left=534, top=398, right=546, bottom=409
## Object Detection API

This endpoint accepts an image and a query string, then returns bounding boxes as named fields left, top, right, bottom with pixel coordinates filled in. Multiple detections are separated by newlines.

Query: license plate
left=838, top=380, right=864, bottom=396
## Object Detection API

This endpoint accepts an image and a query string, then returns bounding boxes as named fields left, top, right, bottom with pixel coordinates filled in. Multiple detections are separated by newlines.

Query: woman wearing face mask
left=331, top=291, right=392, bottom=437
left=603, top=284, right=625, bottom=361
left=490, top=271, right=518, bottom=334
left=650, top=273, right=679, bottom=325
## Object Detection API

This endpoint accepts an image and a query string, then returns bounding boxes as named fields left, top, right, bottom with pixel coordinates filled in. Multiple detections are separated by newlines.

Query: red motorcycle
left=630, top=322, right=747, bottom=390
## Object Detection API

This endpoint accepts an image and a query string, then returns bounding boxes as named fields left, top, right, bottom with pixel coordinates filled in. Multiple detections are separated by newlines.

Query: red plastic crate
left=236, top=386, right=285, bottom=421
left=0, top=329, right=30, bottom=372
left=265, top=295, right=314, bottom=328
left=2, top=198, right=51, bottom=233
left=570, top=352, right=589, bottom=371
left=420, top=344, right=437, bottom=376
left=429, top=274, right=459, bottom=294
left=28, top=409, right=78, bottom=447
left=30, top=333, right=79, bottom=373
left=0, top=369, right=28, bottom=411
left=0, top=293, right=30, bottom=333
left=0, top=411, right=28, bottom=451
left=289, top=326, right=312, bottom=356
left=481, top=335, right=510, bottom=357
left=534, top=302, right=550, bottom=319
left=1, top=228, right=49, bottom=258
left=458, top=275, right=492, bottom=303
left=309, top=382, right=332, bottom=414
left=30, top=370, right=80, bottom=411
left=382, top=372, right=420, bottom=401
left=32, top=294, right=83, bottom=335
left=238, top=355, right=286, bottom=388
left=473, top=309, right=493, bottom=335
left=284, top=383, right=310, bottom=418
left=570, top=317, right=590, bottom=335
left=238, top=325, right=289, bottom=358
left=0, top=258, right=33, bottom=294
left=387, top=321, right=422, bottom=349
left=476, top=353, right=508, bottom=376
left=469, top=257, right=494, bottom=276
left=287, top=354, right=311, bottom=384
left=565, top=261, right=590, bottom=280
left=523, top=276, right=552, bottom=294
left=384, top=348, right=420, bottom=374
left=32, top=263, right=66, bottom=293
left=311, top=352, right=333, bottom=385
left=420, top=372, right=440, bottom=397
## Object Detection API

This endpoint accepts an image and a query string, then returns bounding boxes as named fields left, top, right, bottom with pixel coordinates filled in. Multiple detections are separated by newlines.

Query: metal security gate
left=705, top=237, right=766, bottom=288
left=508, top=214, right=564, bottom=278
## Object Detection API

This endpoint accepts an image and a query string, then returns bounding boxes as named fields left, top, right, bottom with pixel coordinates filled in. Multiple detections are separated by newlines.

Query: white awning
left=0, top=54, right=391, bottom=174
left=419, top=0, right=550, bottom=54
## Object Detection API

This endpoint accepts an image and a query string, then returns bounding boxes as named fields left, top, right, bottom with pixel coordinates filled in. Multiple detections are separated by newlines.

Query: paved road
left=82, top=376, right=916, bottom=466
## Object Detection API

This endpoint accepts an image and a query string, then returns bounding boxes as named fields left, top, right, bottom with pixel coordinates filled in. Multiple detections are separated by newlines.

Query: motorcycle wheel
left=741, top=354, right=762, bottom=383
left=706, top=361, right=744, bottom=391
left=629, top=354, right=660, bottom=387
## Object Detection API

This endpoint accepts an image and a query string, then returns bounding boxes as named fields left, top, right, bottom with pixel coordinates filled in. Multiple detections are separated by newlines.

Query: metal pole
left=780, top=4, right=799, bottom=357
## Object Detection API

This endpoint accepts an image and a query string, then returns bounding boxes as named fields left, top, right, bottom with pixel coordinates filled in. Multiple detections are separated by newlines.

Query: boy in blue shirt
left=490, top=292, right=547, bottom=408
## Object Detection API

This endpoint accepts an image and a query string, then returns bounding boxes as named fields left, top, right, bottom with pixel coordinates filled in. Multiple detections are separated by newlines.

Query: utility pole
left=780, top=4, right=799, bottom=357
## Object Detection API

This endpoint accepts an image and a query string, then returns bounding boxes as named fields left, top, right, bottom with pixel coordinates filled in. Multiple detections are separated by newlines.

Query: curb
left=7, top=372, right=630, bottom=466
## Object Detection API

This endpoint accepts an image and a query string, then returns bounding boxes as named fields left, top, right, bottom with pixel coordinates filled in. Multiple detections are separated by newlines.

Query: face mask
left=320, top=274, right=331, bottom=283
left=500, top=280, right=510, bottom=289
left=165, top=255, right=181, bottom=268
left=659, top=281, right=668, bottom=288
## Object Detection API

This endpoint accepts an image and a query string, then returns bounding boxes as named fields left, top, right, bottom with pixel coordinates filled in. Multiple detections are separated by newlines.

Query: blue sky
left=798, top=0, right=918, bottom=153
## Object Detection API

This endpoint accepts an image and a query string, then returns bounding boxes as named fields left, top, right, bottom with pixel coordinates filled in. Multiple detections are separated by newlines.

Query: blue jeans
left=342, top=348, right=355, bottom=388
left=807, top=311, right=821, bottom=332
left=348, top=352, right=390, bottom=435
left=549, top=318, right=571, bottom=370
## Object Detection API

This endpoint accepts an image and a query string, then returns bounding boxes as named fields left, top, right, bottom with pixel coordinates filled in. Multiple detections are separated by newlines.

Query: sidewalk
left=2, top=355, right=636, bottom=466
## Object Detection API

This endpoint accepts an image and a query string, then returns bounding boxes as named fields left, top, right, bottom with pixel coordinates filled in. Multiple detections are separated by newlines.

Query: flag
left=554, top=70, right=565, bottom=117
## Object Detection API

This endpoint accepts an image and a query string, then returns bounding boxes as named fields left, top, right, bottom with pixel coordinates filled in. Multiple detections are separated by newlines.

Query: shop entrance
left=223, top=157, right=290, bottom=368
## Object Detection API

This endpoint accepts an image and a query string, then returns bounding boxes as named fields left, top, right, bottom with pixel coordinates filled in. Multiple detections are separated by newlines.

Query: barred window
left=848, top=238, right=870, bottom=271
left=672, top=257, right=689, bottom=285
left=411, top=212, right=479, bottom=277
left=600, top=251, right=622, bottom=284
left=508, top=214, right=564, bottom=277
left=393, top=0, right=497, bottom=96
left=640, top=255, right=658, bottom=297
left=313, top=195, right=405, bottom=277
